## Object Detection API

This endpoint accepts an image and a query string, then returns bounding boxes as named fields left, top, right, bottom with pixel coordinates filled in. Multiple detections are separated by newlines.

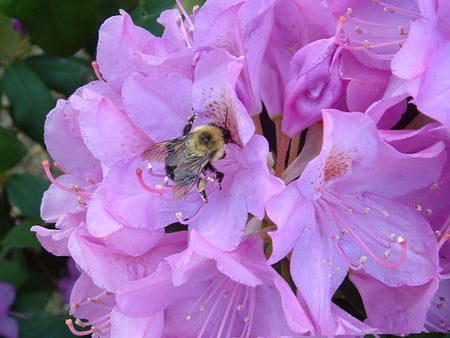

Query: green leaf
left=5, top=173, right=49, bottom=219
left=15, top=292, right=77, bottom=338
left=130, top=0, right=174, bottom=36
left=0, top=0, right=39, bottom=20
left=3, top=61, right=56, bottom=144
left=0, top=259, right=28, bottom=287
left=0, top=126, right=27, bottom=172
left=0, top=10, right=20, bottom=62
left=22, top=0, right=99, bottom=56
left=0, top=221, right=41, bottom=258
left=0, top=195, right=11, bottom=238
left=19, top=315, right=78, bottom=338
left=25, top=55, right=93, bottom=96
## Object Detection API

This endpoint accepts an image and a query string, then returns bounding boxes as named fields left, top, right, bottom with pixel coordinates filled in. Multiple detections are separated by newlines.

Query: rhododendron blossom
left=33, top=0, right=450, bottom=336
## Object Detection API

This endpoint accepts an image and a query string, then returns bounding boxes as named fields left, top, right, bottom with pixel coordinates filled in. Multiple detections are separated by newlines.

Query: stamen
left=135, top=168, right=172, bottom=195
left=175, top=0, right=195, bottom=32
left=66, top=319, right=96, bottom=336
left=42, top=160, right=90, bottom=197
left=318, top=193, right=408, bottom=269
left=437, top=218, right=450, bottom=250
left=176, top=204, right=204, bottom=224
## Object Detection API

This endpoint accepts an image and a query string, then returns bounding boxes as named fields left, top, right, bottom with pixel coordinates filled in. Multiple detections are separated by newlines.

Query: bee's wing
left=172, top=153, right=210, bottom=199
left=141, top=136, right=187, bottom=164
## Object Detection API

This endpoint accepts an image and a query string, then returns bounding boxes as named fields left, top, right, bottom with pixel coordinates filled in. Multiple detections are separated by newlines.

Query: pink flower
left=117, top=231, right=314, bottom=336
left=266, top=109, right=444, bottom=332
left=331, top=0, right=421, bottom=69
left=391, top=1, right=450, bottom=125
left=34, top=0, right=450, bottom=335
left=92, top=133, right=282, bottom=250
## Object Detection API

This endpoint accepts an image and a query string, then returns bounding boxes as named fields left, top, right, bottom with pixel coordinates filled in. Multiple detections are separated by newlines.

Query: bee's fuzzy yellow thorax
left=190, top=125, right=226, bottom=161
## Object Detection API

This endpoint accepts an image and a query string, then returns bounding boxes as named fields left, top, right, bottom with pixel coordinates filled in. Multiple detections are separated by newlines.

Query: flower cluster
left=33, top=0, right=450, bottom=336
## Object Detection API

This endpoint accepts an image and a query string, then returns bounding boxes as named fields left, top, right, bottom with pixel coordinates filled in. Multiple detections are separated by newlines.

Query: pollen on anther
left=399, top=26, right=407, bottom=35
left=340, top=229, right=348, bottom=236
left=331, top=234, right=340, bottom=241
left=397, top=236, right=405, bottom=244
left=379, top=209, right=389, bottom=217
left=431, top=181, right=440, bottom=190
left=77, top=196, right=87, bottom=207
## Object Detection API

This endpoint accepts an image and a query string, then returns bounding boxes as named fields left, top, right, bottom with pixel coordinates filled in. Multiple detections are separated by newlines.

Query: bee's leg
left=197, top=178, right=208, bottom=202
left=205, top=163, right=224, bottom=190
left=183, top=110, right=198, bottom=135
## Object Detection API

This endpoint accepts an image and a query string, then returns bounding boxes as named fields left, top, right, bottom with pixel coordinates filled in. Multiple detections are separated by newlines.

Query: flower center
left=315, top=191, right=407, bottom=270
left=184, top=274, right=256, bottom=337
left=335, top=1, right=421, bottom=61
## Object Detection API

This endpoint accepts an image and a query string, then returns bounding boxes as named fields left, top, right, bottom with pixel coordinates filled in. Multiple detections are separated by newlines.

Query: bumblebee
left=142, top=111, right=231, bottom=202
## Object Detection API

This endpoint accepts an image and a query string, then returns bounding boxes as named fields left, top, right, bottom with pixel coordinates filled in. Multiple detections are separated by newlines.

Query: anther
left=42, top=160, right=90, bottom=197
left=379, top=209, right=389, bottom=216
left=359, top=256, right=367, bottom=265
left=66, top=319, right=96, bottom=336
